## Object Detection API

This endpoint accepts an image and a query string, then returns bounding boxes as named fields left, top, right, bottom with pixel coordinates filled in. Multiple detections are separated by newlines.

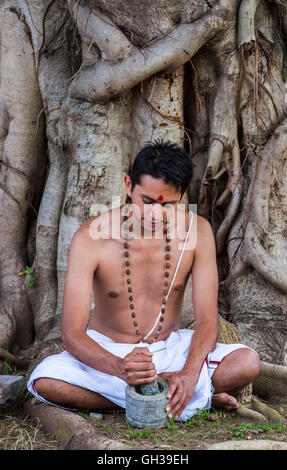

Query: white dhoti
left=27, top=328, right=255, bottom=421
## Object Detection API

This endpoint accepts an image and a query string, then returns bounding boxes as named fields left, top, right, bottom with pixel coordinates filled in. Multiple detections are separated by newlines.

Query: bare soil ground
left=80, top=403, right=287, bottom=450
left=1, top=398, right=287, bottom=450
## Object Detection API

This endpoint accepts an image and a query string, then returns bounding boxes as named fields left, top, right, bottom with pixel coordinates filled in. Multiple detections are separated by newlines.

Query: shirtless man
left=28, top=140, right=260, bottom=421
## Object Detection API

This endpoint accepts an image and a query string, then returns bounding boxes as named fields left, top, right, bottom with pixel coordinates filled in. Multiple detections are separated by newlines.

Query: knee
left=240, top=348, right=261, bottom=381
left=33, top=378, right=53, bottom=399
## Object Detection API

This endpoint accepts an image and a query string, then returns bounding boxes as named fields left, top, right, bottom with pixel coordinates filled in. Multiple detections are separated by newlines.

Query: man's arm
left=61, top=224, right=156, bottom=385
left=160, top=216, right=219, bottom=419
left=183, top=215, right=219, bottom=377
left=61, top=226, right=120, bottom=376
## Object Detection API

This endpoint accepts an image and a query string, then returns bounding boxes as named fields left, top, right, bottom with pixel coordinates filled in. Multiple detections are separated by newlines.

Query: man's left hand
left=158, top=370, right=195, bottom=420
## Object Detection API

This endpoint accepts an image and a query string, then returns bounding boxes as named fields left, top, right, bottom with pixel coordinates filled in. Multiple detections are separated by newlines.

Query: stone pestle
left=140, top=381, right=160, bottom=396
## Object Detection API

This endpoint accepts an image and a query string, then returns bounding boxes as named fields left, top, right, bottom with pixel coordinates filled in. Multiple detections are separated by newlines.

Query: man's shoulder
left=69, top=221, right=97, bottom=252
left=194, top=214, right=215, bottom=252
left=74, top=206, right=122, bottom=244
left=180, top=210, right=211, bottom=234
left=196, top=214, right=212, bottom=231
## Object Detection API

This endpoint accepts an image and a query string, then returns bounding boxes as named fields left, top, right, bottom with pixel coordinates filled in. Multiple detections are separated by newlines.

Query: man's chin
left=141, top=220, right=164, bottom=234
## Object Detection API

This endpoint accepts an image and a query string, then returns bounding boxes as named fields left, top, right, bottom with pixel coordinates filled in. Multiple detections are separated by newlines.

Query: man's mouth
left=150, top=220, right=164, bottom=231
left=142, top=219, right=162, bottom=229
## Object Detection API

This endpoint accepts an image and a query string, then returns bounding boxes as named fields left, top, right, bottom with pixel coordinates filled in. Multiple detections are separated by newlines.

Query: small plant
left=1, top=346, right=15, bottom=375
left=167, top=416, right=179, bottom=430
left=18, top=266, right=36, bottom=287
left=4, top=358, right=13, bottom=375
left=185, top=408, right=210, bottom=428
left=228, top=421, right=286, bottom=439
left=130, top=427, right=152, bottom=439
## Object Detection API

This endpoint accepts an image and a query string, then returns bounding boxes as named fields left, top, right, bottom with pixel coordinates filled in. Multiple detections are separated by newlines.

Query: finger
left=126, top=371, right=158, bottom=386
left=166, top=382, right=177, bottom=401
left=132, top=347, right=153, bottom=356
left=169, top=384, right=192, bottom=419
left=124, top=363, right=156, bottom=384
left=132, top=354, right=153, bottom=363
left=128, top=351, right=153, bottom=362
left=125, top=360, right=156, bottom=372
left=166, top=382, right=184, bottom=416
left=165, top=383, right=178, bottom=418
left=171, top=391, right=189, bottom=419
left=124, top=356, right=153, bottom=369
left=127, top=369, right=157, bottom=380
left=130, top=375, right=158, bottom=385
left=157, top=372, right=170, bottom=380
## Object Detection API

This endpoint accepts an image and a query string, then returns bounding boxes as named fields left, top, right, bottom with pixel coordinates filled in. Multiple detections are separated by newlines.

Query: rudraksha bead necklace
left=123, top=215, right=171, bottom=344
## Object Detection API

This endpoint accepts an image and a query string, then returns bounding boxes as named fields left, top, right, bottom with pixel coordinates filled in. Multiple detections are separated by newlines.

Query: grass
left=0, top=348, right=17, bottom=375
left=227, top=421, right=286, bottom=439
left=0, top=408, right=60, bottom=450
left=84, top=407, right=287, bottom=450
left=0, top=401, right=286, bottom=450
left=0, top=361, right=60, bottom=451
left=1, top=364, right=287, bottom=450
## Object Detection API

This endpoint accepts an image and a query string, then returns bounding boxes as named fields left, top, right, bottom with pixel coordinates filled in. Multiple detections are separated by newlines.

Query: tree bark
left=0, top=1, right=287, bottom=400
left=0, top=4, right=46, bottom=350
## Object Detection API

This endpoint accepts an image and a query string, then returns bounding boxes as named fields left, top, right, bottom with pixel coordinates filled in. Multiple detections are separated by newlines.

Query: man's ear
left=124, top=174, right=132, bottom=198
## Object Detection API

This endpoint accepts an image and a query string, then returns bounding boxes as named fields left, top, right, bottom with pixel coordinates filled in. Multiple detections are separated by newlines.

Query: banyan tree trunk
left=0, top=5, right=46, bottom=352
left=0, top=1, right=287, bottom=415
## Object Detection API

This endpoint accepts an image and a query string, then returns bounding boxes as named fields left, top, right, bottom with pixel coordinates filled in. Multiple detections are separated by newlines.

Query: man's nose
left=151, top=203, right=163, bottom=220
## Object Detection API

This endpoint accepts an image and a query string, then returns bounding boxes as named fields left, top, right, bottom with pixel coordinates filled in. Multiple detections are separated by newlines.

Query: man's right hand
left=119, top=347, right=157, bottom=385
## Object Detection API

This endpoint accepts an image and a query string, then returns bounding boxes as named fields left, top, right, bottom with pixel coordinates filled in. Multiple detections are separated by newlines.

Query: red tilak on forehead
left=157, top=195, right=163, bottom=201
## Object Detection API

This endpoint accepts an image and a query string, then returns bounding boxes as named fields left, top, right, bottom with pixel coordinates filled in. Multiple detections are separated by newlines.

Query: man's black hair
left=130, top=139, right=193, bottom=196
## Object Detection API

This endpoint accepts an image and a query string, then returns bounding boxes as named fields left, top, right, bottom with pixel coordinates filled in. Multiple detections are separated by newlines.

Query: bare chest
left=93, top=238, right=193, bottom=304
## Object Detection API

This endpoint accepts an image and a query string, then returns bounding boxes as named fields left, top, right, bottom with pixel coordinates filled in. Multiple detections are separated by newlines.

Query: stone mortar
left=125, top=378, right=169, bottom=428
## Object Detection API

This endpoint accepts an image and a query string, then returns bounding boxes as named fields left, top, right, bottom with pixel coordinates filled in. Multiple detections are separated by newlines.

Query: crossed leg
left=33, top=347, right=260, bottom=413
left=210, top=347, right=261, bottom=410
left=33, top=378, right=122, bottom=411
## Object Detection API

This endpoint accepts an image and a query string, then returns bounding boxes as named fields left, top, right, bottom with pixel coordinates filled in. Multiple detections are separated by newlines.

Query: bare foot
left=212, top=392, right=239, bottom=411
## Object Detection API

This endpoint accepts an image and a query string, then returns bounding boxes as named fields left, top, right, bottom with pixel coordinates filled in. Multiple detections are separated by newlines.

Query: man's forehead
left=138, top=176, right=180, bottom=194
left=141, top=192, right=179, bottom=204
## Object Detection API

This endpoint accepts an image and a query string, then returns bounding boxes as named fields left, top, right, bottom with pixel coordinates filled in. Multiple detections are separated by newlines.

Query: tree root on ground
left=234, top=360, right=287, bottom=425
left=235, top=402, right=268, bottom=424
left=215, top=319, right=287, bottom=424
left=235, top=396, right=286, bottom=425
left=253, top=361, right=287, bottom=403
left=0, top=347, right=30, bottom=370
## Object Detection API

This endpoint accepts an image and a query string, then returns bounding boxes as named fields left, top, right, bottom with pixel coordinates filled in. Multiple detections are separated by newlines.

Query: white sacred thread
left=143, top=211, right=194, bottom=341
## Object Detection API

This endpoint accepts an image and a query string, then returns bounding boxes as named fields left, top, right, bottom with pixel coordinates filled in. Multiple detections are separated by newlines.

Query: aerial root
left=0, top=347, right=30, bottom=370
left=249, top=397, right=286, bottom=424
left=235, top=403, right=268, bottom=424
left=235, top=397, right=286, bottom=425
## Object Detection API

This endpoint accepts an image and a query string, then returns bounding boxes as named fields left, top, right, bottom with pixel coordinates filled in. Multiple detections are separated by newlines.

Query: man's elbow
left=61, top=330, right=70, bottom=351
left=211, top=315, right=219, bottom=349
left=61, top=329, right=78, bottom=354
left=195, top=312, right=219, bottom=351
left=205, top=314, right=219, bottom=351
